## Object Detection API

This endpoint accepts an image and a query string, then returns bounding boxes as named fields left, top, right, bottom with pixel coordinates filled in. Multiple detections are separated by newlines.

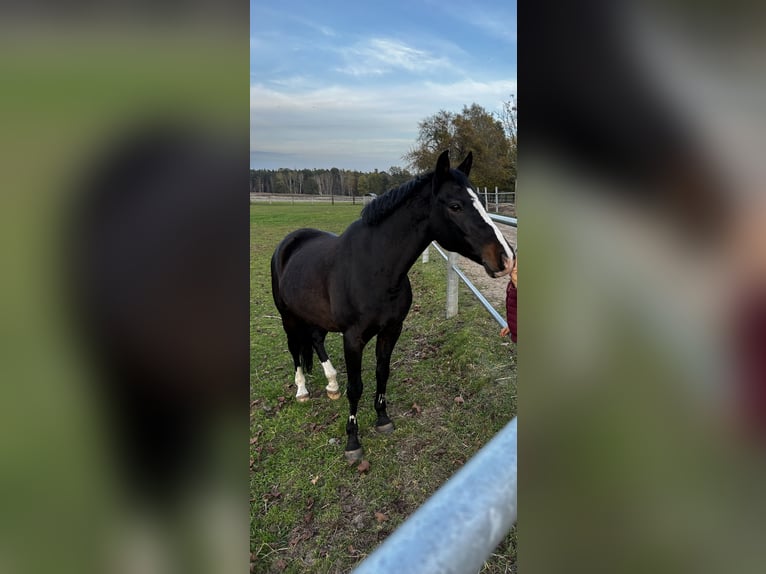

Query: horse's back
left=272, top=227, right=335, bottom=275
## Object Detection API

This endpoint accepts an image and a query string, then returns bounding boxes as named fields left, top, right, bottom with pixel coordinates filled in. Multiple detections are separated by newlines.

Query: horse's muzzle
left=481, top=243, right=513, bottom=278
left=483, top=254, right=512, bottom=278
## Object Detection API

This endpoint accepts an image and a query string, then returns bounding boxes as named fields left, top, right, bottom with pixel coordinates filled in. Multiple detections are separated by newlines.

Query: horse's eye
left=448, top=202, right=462, bottom=212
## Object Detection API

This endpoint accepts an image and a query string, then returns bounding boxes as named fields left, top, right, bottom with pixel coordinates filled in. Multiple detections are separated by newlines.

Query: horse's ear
left=433, top=150, right=450, bottom=193
left=456, top=151, right=472, bottom=176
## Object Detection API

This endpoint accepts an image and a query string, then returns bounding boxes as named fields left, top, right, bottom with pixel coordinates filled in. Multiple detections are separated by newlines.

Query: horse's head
left=429, top=150, right=515, bottom=278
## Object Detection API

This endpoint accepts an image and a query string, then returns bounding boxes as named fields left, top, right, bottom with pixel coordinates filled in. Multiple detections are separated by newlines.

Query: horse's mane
left=361, top=172, right=433, bottom=226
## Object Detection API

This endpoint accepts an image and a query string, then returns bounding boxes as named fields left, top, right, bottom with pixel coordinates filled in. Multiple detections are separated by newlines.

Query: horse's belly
left=281, top=280, right=340, bottom=331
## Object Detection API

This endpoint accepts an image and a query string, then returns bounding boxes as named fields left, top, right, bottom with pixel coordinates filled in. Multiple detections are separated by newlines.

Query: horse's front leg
left=342, top=332, right=365, bottom=462
left=373, top=321, right=403, bottom=433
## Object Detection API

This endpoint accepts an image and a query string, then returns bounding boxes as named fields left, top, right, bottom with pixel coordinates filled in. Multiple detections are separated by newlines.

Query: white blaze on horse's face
left=465, top=187, right=515, bottom=275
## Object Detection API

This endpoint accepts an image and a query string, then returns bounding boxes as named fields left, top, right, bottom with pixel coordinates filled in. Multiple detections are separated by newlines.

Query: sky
left=250, top=0, right=517, bottom=171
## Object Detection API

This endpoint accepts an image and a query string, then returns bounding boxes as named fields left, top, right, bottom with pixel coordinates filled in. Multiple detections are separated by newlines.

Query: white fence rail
left=250, top=190, right=515, bottom=212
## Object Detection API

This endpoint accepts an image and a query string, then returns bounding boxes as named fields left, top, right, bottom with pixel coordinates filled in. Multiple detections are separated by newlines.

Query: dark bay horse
left=271, top=150, right=515, bottom=461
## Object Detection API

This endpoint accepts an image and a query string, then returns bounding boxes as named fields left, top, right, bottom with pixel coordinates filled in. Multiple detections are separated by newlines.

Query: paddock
left=251, top=203, right=517, bottom=573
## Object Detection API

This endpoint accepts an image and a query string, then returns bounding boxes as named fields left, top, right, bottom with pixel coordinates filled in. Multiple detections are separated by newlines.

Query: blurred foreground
left=0, top=5, right=248, bottom=574
left=522, top=1, right=766, bottom=572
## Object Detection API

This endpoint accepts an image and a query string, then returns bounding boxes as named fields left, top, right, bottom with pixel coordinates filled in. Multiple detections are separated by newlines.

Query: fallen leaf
left=411, top=403, right=422, bottom=414
left=374, top=511, right=388, bottom=523
left=310, top=475, right=320, bottom=485
left=454, top=395, right=465, bottom=405
left=263, top=486, right=282, bottom=501
left=249, top=436, right=258, bottom=445
left=303, top=511, right=314, bottom=524
left=357, top=460, right=371, bottom=473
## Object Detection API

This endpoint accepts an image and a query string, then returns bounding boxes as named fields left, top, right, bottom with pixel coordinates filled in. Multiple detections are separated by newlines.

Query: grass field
left=251, top=203, right=517, bottom=573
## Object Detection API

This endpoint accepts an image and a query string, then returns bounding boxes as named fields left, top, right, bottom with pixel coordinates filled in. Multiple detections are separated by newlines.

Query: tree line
left=251, top=96, right=517, bottom=196
left=249, top=166, right=413, bottom=197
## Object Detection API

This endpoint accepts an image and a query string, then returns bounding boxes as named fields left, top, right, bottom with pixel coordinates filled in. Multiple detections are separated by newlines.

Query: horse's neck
left=369, top=192, right=433, bottom=283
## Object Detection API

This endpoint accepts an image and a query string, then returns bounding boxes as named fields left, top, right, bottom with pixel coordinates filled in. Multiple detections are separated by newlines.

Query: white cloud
left=464, top=12, right=517, bottom=44
left=250, top=77, right=516, bottom=169
left=421, top=78, right=517, bottom=111
left=336, top=37, right=453, bottom=76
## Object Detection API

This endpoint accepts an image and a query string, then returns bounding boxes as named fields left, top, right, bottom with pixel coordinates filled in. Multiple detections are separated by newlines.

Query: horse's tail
left=298, top=331, right=314, bottom=374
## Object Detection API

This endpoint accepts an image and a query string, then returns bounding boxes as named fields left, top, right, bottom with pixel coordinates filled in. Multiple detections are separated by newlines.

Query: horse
left=270, top=150, right=515, bottom=461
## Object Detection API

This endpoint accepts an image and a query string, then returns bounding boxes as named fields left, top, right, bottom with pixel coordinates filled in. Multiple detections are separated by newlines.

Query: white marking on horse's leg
left=466, top=187, right=515, bottom=263
left=348, top=415, right=357, bottom=424
left=295, top=366, right=309, bottom=401
left=322, top=360, right=338, bottom=393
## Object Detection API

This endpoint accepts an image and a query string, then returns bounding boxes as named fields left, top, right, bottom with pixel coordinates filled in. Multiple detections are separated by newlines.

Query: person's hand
left=500, top=326, right=510, bottom=337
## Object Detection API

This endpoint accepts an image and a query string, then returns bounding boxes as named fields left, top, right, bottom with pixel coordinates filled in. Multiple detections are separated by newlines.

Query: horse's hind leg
left=373, top=321, right=403, bottom=433
left=285, top=321, right=312, bottom=402
left=312, top=330, right=340, bottom=400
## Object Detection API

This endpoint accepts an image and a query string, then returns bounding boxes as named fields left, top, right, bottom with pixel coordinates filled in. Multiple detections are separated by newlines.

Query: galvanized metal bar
left=489, top=213, right=517, bottom=227
left=430, top=243, right=507, bottom=328
left=353, top=418, right=517, bottom=574
left=452, top=264, right=507, bottom=328
left=431, top=241, right=449, bottom=261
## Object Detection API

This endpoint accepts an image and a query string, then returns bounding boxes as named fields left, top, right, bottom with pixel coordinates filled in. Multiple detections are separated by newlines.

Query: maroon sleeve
left=734, top=293, right=766, bottom=438
left=506, top=280, right=517, bottom=343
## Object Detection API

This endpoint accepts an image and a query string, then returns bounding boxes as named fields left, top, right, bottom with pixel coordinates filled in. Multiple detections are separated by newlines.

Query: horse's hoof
left=344, top=448, right=364, bottom=463
left=327, top=390, right=341, bottom=400
left=296, top=393, right=310, bottom=402
left=375, top=421, right=395, bottom=434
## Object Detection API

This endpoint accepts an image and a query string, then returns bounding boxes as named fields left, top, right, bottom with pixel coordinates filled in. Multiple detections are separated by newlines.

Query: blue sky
left=250, top=0, right=517, bottom=171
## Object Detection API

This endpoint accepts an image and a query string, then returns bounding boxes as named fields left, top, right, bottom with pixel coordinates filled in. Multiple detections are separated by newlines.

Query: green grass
left=251, top=203, right=517, bottom=573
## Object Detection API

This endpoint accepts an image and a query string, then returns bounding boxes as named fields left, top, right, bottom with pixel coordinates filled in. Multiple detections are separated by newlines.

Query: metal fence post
left=446, top=251, right=458, bottom=318
left=495, top=186, right=499, bottom=212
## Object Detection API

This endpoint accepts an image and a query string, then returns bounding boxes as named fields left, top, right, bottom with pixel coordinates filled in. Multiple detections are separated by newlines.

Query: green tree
left=403, top=110, right=455, bottom=174
left=388, top=166, right=412, bottom=186
left=498, top=95, right=517, bottom=187
left=404, top=103, right=514, bottom=190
